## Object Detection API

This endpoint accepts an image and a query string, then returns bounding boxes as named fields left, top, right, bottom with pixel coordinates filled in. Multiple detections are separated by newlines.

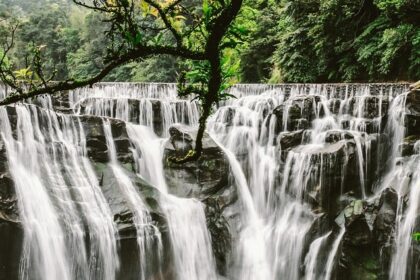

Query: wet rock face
left=163, top=125, right=236, bottom=273
left=272, top=95, right=321, bottom=132
left=92, top=163, right=170, bottom=280
left=405, top=89, right=420, bottom=138
left=78, top=115, right=134, bottom=165
left=77, top=97, right=196, bottom=137
left=204, top=198, right=231, bottom=275
left=336, top=188, right=398, bottom=280
left=280, top=139, right=363, bottom=215
left=163, top=125, right=232, bottom=202
left=0, top=139, right=22, bottom=280
left=400, top=135, right=420, bottom=157
left=325, top=130, right=355, bottom=143
left=277, top=130, right=304, bottom=160
left=348, top=96, right=389, bottom=119
left=49, top=91, right=72, bottom=114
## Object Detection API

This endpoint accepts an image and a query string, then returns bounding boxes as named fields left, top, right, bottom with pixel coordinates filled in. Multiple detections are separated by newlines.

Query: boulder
left=204, top=197, right=231, bottom=275
left=294, top=140, right=360, bottom=212
left=163, top=125, right=232, bottom=202
left=325, top=130, right=354, bottom=143
left=343, top=200, right=372, bottom=246
left=329, top=98, right=342, bottom=114
left=277, top=130, right=304, bottom=160
left=163, top=125, right=236, bottom=273
left=336, top=188, right=399, bottom=280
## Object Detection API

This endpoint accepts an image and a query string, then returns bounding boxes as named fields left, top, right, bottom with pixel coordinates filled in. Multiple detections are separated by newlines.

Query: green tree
left=270, top=0, right=420, bottom=82
left=0, top=0, right=245, bottom=163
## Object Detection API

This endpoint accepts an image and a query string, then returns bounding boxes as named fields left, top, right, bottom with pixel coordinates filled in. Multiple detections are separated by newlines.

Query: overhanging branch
left=0, top=44, right=206, bottom=106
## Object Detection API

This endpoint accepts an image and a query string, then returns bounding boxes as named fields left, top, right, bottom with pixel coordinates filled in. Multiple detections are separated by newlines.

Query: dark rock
left=341, top=119, right=350, bottom=130
left=163, top=125, right=237, bottom=274
left=278, top=130, right=304, bottom=160
left=343, top=200, right=372, bottom=246
left=92, top=162, right=168, bottom=280
left=77, top=115, right=134, bottom=164
left=49, top=91, right=72, bottom=113
left=204, top=197, right=231, bottom=275
left=325, top=130, right=354, bottom=143
left=404, top=89, right=420, bottom=137
left=329, top=98, right=342, bottom=114
left=355, top=119, right=381, bottom=134
left=348, top=96, right=389, bottom=119
left=0, top=221, right=22, bottom=280
left=399, top=135, right=420, bottom=157
left=163, top=125, right=233, bottom=202
left=216, top=107, right=237, bottom=127
left=0, top=140, right=22, bottom=280
left=337, top=187, right=399, bottom=280
left=272, top=95, right=322, bottom=132
left=373, top=188, right=397, bottom=245
left=0, top=174, right=18, bottom=224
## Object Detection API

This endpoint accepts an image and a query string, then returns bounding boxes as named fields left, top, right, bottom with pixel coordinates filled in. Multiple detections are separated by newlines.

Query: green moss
left=348, top=248, right=380, bottom=280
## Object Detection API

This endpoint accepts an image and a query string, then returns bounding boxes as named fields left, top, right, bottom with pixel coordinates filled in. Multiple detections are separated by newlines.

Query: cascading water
left=103, top=120, right=161, bottom=280
left=304, top=231, right=331, bottom=279
left=71, top=84, right=218, bottom=280
left=1, top=82, right=417, bottom=280
left=125, top=123, right=218, bottom=280
left=0, top=103, right=119, bottom=280
left=208, top=83, right=411, bottom=279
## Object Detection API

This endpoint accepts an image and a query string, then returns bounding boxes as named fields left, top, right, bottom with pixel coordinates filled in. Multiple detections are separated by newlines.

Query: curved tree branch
left=0, top=44, right=205, bottom=106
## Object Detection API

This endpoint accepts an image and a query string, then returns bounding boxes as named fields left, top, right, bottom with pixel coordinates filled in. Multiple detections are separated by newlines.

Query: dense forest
left=0, top=0, right=419, bottom=83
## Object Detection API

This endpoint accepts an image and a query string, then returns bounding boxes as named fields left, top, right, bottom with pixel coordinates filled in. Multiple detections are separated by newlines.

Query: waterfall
left=71, top=84, right=217, bottom=280
left=0, top=105, right=119, bottom=280
left=103, top=120, right=161, bottom=280
left=304, top=231, right=331, bottom=279
left=209, top=83, right=409, bottom=279
left=389, top=151, right=420, bottom=279
left=323, top=227, right=346, bottom=280
left=216, top=143, right=270, bottom=280
left=385, top=93, right=420, bottom=280
left=126, top=124, right=218, bottom=280
left=1, top=82, right=416, bottom=280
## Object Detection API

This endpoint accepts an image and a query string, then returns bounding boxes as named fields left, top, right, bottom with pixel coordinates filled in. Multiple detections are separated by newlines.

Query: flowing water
left=0, top=82, right=418, bottom=280
left=0, top=103, right=119, bottom=280
left=72, top=83, right=217, bottom=280
left=103, top=120, right=160, bottom=280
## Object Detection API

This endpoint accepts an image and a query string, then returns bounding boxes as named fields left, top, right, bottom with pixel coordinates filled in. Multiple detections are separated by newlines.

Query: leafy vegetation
left=0, top=0, right=418, bottom=161
left=0, top=0, right=245, bottom=162
left=1, top=0, right=418, bottom=84
left=269, top=0, right=420, bottom=82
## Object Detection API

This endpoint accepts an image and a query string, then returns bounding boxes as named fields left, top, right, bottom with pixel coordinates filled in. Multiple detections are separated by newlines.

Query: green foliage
left=9, top=3, right=75, bottom=80
left=239, top=0, right=278, bottom=82
left=131, top=56, right=179, bottom=82
left=1, top=0, right=418, bottom=85
left=268, top=0, right=420, bottom=82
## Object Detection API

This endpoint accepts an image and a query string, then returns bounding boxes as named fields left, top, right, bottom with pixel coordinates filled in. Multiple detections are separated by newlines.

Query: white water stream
left=0, top=83, right=417, bottom=280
